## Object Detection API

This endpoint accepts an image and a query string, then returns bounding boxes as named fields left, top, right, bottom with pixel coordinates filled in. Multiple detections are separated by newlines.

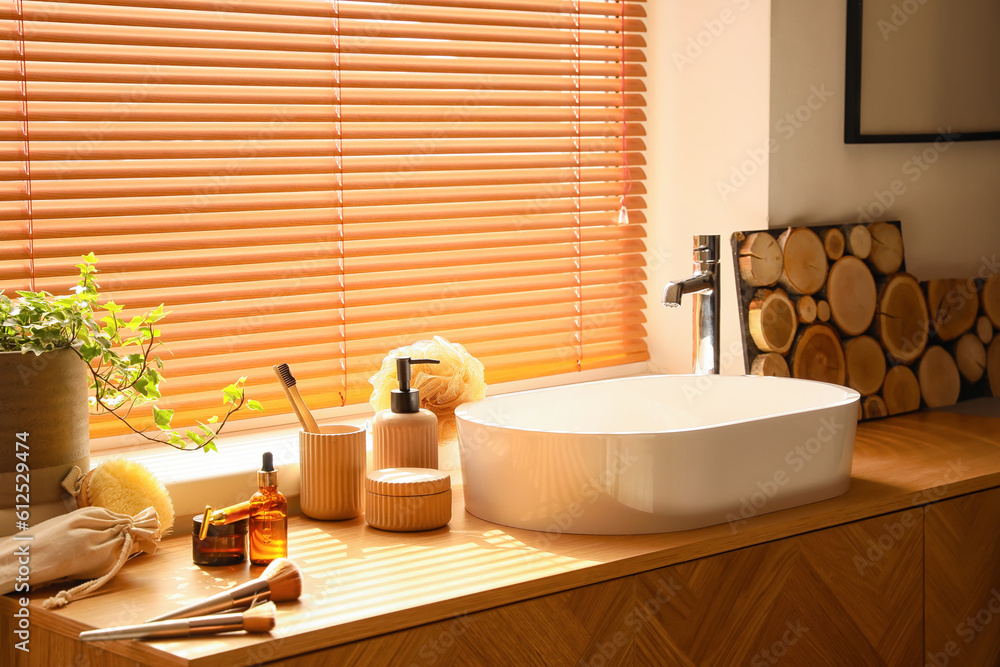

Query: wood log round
left=924, top=278, right=978, bottom=342
left=796, top=295, right=817, bottom=324
left=747, top=288, right=797, bottom=355
left=916, top=346, right=961, bottom=408
left=983, top=275, right=1000, bottom=329
left=990, top=337, right=1000, bottom=397
left=791, top=323, right=846, bottom=386
left=977, top=315, right=995, bottom=345
left=822, top=228, right=845, bottom=261
left=845, top=225, right=872, bottom=259
left=826, top=255, right=877, bottom=336
left=876, top=272, right=929, bottom=365
left=738, top=232, right=783, bottom=287
left=844, top=335, right=886, bottom=396
left=953, top=332, right=987, bottom=383
left=750, top=352, right=790, bottom=377
left=816, top=299, right=831, bottom=322
left=863, top=395, right=888, bottom=420
left=867, top=221, right=904, bottom=275
left=882, top=365, right=921, bottom=415
left=777, top=227, right=828, bottom=295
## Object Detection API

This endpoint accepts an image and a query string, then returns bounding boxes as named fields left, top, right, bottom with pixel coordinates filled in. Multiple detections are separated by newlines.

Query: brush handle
left=146, top=579, right=270, bottom=622
left=81, top=612, right=246, bottom=641
left=287, top=383, right=320, bottom=433
left=272, top=365, right=320, bottom=433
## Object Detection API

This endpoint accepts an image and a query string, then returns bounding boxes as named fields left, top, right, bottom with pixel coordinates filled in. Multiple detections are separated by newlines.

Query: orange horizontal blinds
left=0, top=0, right=648, bottom=441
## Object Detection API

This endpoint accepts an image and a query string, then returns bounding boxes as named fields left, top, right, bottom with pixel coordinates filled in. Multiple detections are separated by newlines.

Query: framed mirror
left=845, top=0, right=1000, bottom=144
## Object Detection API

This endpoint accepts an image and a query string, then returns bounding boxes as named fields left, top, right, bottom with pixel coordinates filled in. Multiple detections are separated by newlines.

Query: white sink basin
left=455, top=375, right=859, bottom=535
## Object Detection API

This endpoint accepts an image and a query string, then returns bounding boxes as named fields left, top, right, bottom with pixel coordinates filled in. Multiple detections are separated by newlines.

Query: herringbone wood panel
left=268, top=576, right=634, bottom=666
left=633, top=510, right=923, bottom=666
left=925, top=487, right=1000, bottom=666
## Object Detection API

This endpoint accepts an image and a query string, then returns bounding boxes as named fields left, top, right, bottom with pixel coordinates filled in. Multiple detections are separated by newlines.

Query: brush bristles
left=262, top=558, right=303, bottom=602
left=242, top=602, right=277, bottom=634
left=273, top=363, right=296, bottom=387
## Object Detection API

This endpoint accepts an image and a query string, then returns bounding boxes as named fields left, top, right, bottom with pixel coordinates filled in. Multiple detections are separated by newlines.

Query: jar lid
left=193, top=515, right=248, bottom=538
left=366, top=468, right=451, bottom=497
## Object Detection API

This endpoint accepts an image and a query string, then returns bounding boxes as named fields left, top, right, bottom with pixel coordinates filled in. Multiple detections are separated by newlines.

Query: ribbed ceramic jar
left=365, top=468, right=451, bottom=532
left=0, top=348, right=90, bottom=535
left=299, top=425, right=366, bottom=520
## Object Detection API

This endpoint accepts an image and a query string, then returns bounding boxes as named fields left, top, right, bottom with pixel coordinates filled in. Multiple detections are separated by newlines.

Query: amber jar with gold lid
left=192, top=515, right=247, bottom=566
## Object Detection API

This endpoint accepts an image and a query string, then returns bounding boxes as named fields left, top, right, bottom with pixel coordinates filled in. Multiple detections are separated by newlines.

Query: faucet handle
left=693, top=235, right=719, bottom=265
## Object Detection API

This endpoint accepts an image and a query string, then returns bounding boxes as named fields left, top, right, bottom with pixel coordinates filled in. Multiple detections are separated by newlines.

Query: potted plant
left=1, top=254, right=262, bottom=529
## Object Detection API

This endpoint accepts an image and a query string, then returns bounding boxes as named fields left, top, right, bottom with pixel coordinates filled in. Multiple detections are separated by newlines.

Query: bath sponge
left=78, top=458, right=175, bottom=536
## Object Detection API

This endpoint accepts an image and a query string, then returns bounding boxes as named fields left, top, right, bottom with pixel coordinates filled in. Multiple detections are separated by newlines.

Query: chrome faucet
left=662, top=235, right=720, bottom=375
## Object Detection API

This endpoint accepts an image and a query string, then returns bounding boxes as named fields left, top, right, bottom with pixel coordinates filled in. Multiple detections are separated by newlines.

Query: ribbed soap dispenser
left=372, top=357, right=440, bottom=470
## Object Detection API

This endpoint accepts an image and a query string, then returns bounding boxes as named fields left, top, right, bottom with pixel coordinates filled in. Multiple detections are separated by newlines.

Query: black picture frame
left=845, top=0, right=1000, bottom=144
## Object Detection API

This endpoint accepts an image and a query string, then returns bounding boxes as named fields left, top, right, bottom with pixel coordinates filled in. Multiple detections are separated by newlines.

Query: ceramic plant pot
left=0, top=348, right=90, bottom=535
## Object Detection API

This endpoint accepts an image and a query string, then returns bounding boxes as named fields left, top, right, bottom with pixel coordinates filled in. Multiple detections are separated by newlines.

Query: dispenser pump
left=391, top=357, right=440, bottom=414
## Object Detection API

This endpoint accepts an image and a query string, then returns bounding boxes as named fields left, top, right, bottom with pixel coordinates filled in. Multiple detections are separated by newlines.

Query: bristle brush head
left=272, top=363, right=296, bottom=387
left=80, top=458, right=175, bottom=535
left=242, top=602, right=277, bottom=634
left=261, top=558, right=303, bottom=602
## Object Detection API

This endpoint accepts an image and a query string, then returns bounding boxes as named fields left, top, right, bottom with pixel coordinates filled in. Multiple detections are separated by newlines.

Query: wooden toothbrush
left=272, top=364, right=321, bottom=433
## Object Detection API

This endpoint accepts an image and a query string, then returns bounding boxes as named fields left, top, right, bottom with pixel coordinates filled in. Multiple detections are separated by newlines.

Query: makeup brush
left=81, top=602, right=276, bottom=642
left=273, top=363, right=320, bottom=433
left=146, top=558, right=302, bottom=623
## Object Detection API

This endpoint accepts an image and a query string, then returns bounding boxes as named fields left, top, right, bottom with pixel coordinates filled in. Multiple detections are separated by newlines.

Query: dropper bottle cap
left=390, top=357, right=440, bottom=414
left=258, top=451, right=277, bottom=488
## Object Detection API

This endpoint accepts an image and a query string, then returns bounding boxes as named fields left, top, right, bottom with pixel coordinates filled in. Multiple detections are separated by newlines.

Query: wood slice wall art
left=732, top=221, right=1000, bottom=420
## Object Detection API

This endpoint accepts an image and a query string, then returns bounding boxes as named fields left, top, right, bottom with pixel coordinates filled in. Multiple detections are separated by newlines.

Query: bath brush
left=67, top=458, right=175, bottom=535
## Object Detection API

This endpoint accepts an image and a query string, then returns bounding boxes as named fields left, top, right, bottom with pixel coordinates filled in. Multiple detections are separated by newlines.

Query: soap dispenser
left=372, top=357, right=440, bottom=471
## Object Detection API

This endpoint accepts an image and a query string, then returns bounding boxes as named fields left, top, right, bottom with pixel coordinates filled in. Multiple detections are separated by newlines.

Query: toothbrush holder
left=299, top=425, right=366, bottom=520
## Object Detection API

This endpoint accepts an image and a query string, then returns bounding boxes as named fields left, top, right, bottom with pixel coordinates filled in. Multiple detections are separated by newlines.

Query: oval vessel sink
left=455, top=375, right=860, bottom=535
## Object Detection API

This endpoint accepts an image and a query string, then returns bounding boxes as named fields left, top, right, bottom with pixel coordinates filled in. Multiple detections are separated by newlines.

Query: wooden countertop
left=4, top=409, right=1000, bottom=666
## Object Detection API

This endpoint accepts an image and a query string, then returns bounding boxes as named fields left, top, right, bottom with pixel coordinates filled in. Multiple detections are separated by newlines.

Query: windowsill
left=101, top=362, right=651, bottom=534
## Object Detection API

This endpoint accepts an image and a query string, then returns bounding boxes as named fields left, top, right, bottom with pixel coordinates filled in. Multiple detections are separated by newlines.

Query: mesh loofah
left=369, top=336, right=486, bottom=417
left=73, top=458, right=175, bottom=535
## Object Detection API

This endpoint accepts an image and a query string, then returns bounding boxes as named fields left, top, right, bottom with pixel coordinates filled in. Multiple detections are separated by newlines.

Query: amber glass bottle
left=249, top=452, right=288, bottom=565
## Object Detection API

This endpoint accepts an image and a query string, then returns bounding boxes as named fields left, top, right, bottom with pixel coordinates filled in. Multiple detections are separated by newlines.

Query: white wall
left=769, top=0, right=1000, bottom=280
left=645, top=0, right=1000, bottom=375
left=644, top=0, right=773, bottom=375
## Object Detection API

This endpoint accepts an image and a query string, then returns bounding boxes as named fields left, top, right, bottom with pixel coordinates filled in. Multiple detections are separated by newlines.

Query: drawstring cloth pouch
left=0, top=505, right=159, bottom=608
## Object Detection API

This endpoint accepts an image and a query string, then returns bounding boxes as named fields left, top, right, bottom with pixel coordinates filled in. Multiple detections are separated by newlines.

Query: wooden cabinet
left=262, top=577, right=635, bottom=667
left=262, top=494, right=1000, bottom=666
left=634, top=510, right=924, bottom=665
left=260, top=510, right=927, bottom=666
left=925, top=486, right=1000, bottom=667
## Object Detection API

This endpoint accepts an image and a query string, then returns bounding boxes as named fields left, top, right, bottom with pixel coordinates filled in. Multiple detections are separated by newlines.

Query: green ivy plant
left=0, top=253, right=262, bottom=452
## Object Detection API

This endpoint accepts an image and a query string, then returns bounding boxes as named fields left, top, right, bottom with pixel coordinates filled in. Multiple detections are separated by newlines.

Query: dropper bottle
left=372, top=357, right=440, bottom=470
left=248, top=452, right=288, bottom=566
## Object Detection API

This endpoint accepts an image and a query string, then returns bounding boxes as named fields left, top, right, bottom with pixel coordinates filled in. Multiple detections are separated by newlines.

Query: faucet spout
left=662, top=235, right=721, bottom=374
left=661, top=272, right=713, bottom=307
